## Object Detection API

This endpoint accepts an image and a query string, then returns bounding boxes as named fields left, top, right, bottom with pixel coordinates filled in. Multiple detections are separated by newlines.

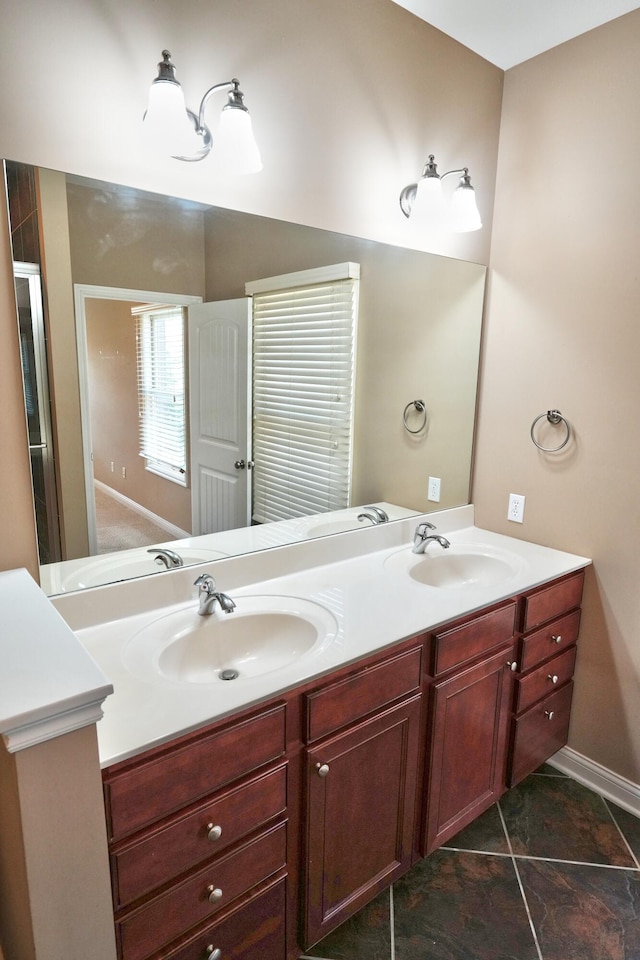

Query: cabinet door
left=423, top=645, right=514, bottom=855
left=303, top=696, right=421, bottom=948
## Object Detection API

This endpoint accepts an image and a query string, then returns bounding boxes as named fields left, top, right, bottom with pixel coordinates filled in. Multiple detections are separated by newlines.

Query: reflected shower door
left=14, top=262, right=61, bottom=563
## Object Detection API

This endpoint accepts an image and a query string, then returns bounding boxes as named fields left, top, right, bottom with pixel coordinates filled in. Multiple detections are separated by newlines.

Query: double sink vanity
left=2, top=505, right=590, bottom=960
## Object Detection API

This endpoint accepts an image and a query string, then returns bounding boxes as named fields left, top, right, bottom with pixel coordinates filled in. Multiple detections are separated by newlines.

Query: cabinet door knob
left=205, top=949, right=222, bottom=960
left=544, top=710, right=555, bottom=720
left=547, top=674, right=559, bottom=684
left=507, top=660, right=518, bottom=672
left=552, top=634, right=562, bottom=644
left=207, top=885, right=223, bottom=903
left=206, top=823, right=222, bottom=842
left=316, top=762, right=330, bottom=777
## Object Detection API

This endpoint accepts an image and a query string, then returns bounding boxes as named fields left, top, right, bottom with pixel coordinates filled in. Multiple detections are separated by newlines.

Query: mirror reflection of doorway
left=75, top=286, right=203, bottom=555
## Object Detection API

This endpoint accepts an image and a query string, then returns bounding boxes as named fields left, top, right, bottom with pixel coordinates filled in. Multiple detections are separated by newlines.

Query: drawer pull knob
left=316, top=762, right=330, bottom=778
left=548, top=674, right=559, bottom=684
left=552, top=635, right=563, bottom=644
left=544, top=710, right=555, bottom=720
left=206, top=823, right=222, bottom=842
left=205, top=949, right=222, bottom=960
left=507, top=660, right=518, bottom=672
left=207, top=885, right=223, bottom=903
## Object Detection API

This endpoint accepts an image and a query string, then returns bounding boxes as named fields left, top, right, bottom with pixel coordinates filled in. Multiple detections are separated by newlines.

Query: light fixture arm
left=195, top=79, right=245, bottom=135
left=144, top=51, right=261, bottom=170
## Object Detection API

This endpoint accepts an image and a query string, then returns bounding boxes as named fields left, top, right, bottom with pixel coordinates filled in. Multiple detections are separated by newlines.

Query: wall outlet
left=121, top=466, right=127, bottom=479
left=428, top=476, right=441, bottom=502
left=508, top=493, right=525, bottom=523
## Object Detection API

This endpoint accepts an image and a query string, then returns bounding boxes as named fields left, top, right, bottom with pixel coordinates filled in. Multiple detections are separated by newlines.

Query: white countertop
left=64, top=507, right=590, bottom=768
left=0, top=569, right=113, bottom=752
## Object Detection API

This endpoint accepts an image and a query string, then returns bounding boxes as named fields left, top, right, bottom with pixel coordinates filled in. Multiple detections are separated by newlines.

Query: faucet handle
left=194, top=573, right=216, bottom=593
left=416, top=521, right=436, bottom=535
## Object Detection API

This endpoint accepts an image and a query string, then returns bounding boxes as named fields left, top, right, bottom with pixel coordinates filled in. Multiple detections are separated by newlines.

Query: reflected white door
left=189, top=298, right=251, bottom=535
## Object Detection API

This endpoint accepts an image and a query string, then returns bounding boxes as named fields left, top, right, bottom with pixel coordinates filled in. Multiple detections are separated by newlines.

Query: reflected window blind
left=134, top=304, right=187, bottom=486
left=250, top=273, right=358, bottom=523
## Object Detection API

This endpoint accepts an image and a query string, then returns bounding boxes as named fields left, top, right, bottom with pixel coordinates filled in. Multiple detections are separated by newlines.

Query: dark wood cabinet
left=303, top=695, right=421, bottom=947
left=419, top=600, right=517, bottom=855
left=103, top=703, right=289, bottom=960
left=508, top=570, right=584, bottom=786
left=101, top=569, right=585, bottom=960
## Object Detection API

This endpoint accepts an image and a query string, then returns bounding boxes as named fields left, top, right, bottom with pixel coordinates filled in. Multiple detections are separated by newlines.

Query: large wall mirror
left=4, top=160, right=486, bottom=596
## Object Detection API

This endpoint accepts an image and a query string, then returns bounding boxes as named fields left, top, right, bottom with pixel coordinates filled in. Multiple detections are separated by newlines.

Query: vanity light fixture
left=143, top=50, right=262, bottom=174
left=399, top=155, right=482, bottom=233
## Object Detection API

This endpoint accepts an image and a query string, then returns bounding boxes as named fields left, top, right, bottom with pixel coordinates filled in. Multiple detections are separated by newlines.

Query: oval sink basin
left=122, top=595, right=339, bottom=685
left=384, top=544, right=520, bottom=589
left=302, top=517, right=363, bottom=538
left=60, top=547, right=229, bottom=591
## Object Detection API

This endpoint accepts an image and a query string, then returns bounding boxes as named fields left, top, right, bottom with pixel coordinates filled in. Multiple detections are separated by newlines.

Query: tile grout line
left=497, top=801, right=544, bottom=960
left=602, top=796, right=640, bottom=870
left=442, top=844, right=640, bottom=872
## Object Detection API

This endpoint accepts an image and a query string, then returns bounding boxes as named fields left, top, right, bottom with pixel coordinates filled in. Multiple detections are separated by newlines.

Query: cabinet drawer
left=305, top=645, right=422, bottom=742
left=515, top=647, right=576, bottom=714
left=519, top=609, right=581, bottom=672
left=520, top=571, right=584, bottom=632
left=431, top=601, right=516, bottom=676
left=105, top=704, right=286, bottom=841
left=116, top=822, right=287, bottom=960
left=161, top=877, right=286, bottom=960
left=509, top=682, right=574, bottom=786
left=111, top=763, right=287, bottom=908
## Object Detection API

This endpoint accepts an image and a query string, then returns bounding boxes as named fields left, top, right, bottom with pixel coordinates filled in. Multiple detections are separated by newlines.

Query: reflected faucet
left=412, top=522, right=451, bottom=554
left=357, top=505, right=390, bottom=525
left=148, top=547, right=184, bottom=568
left=194, top=574, right=236, bottom=616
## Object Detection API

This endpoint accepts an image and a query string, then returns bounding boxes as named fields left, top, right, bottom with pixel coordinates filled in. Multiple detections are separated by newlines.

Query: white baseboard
left=548, top=746, right=640, bottom=818
left=95, top=480, right=190, bottom=541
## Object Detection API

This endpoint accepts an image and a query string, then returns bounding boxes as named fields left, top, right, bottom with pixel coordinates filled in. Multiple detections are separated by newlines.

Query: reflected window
left=250, top=267, right=359, bottom=522
left=134, top=304, right=187, bottom=485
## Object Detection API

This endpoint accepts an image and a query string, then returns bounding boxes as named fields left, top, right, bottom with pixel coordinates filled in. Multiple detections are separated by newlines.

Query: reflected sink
left=122, top=595, right=339, bottom=685
left=301, top=517, right=364, bottom=538
left=384, top=544, right=520, bottom=589
left=60, top=547, right=229, bottom=591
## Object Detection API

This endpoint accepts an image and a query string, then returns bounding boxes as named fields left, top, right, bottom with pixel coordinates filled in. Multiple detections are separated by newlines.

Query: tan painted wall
left=37, top=167, right=90, bottom=560
left=0, top=0, right=502, bottom=580
left=0, top=727, right=116, bottom=960
left=474, top=10, right=640, bottom=783
left=0, top=181, right=38, bottom=579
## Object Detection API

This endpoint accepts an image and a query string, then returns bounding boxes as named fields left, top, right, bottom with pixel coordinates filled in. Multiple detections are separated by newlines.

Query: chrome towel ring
left=403, top=400, right=427, bottom=434
left=530, top=410, right=571, bottom=453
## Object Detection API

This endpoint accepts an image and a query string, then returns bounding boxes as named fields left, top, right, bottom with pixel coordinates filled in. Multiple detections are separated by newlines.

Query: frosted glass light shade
left=410, top=176, right=448, bottom=231
left=212, top=106, right=263, bottom=174
left=450, top=182, right=482, bottom=232
left=143, top=80, right=200, bottom=157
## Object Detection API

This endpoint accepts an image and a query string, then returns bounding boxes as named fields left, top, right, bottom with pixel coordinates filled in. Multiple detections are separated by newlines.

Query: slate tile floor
left=300, top=766, right=640, bottom=960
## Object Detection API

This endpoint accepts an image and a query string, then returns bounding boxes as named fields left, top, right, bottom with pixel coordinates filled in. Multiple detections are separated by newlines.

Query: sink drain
left=219, top=668, right=240, bottom=681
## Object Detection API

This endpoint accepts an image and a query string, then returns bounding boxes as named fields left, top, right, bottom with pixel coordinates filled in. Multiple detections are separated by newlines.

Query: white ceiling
left=391, top=0, right=640, bottom=69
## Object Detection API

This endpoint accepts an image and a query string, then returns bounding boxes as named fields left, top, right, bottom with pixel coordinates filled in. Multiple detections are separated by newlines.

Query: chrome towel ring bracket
left=403, top=400, right=428, bottom=434
left=530, top=409, right=571, bottom=453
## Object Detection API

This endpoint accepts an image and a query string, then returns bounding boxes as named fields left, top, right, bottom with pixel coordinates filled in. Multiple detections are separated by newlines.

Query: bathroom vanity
left=58, top=507, right=588, bottom=960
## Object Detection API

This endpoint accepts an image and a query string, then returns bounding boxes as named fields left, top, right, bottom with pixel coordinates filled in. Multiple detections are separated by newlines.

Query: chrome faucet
left=194, top=574, right=236, bottom=616
left=148, top=547, right=184, bottom=569
left=412, top=522, right=451, bottom=554
left=357, top=505, right=390, bottom=525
